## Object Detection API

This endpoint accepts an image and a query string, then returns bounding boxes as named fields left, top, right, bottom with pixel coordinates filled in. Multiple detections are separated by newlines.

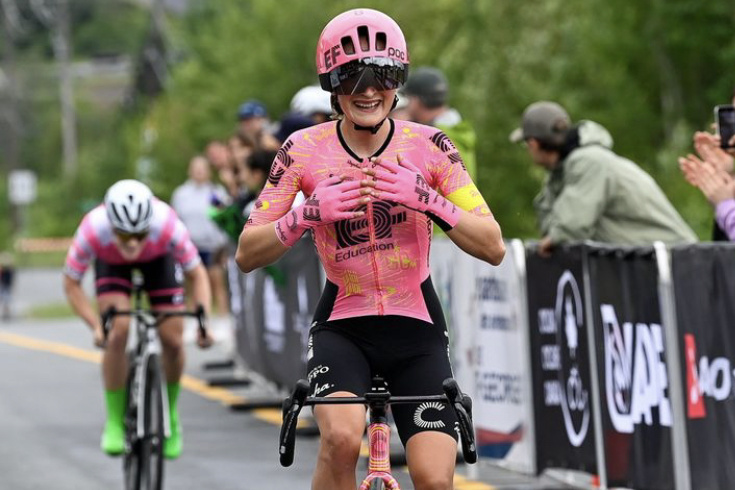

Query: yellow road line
left=454, top=475, right=495, bottom=489
left=0, top=331, right=102, bottom=363
left=0, top=331, right=288, bottom=425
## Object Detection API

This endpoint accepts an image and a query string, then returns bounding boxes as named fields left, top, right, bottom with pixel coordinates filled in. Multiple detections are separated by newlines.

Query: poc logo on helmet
left=387, top=47, right=406, bottom=60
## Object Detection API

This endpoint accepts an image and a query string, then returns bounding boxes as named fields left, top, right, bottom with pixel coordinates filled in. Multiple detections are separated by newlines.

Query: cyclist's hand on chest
left=371, top=155, right=434, bottom=213
left=370, top=155, right=461, bottom=230
left=300, top=175, right=372, bottom=227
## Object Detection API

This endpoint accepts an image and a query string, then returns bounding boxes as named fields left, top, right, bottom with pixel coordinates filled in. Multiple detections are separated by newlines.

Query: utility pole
left=1, top=0, right=24, bottom=236
left=1, top=0, right=22, bottom=173
left=31, top=0, right=77, bottom=177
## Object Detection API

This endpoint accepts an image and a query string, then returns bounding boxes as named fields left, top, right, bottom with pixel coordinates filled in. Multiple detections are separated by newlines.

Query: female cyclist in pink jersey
left=64, top=179, right=212, bottom=459
left=237, top=9, right=504, bottom=490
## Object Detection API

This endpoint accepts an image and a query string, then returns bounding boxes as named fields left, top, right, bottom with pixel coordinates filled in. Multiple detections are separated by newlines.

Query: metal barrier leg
left=654, top=242, right=691, bottom=490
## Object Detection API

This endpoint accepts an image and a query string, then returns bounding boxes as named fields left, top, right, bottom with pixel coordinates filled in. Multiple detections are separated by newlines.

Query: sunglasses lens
left=116, top=231, right=147, bottom=241
left=323, top=58, right=406, bottom=95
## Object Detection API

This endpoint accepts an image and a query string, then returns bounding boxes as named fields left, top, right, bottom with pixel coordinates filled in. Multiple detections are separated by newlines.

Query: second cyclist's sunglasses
left=320, top=57, right=408, bottom=95
left=114, top=230, right=149, bottom=242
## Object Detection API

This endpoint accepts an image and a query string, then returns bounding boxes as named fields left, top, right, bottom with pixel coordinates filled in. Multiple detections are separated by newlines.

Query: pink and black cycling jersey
left=247, top=119, right=493, bottom=324
left=64, top=199, right=201, bottom=281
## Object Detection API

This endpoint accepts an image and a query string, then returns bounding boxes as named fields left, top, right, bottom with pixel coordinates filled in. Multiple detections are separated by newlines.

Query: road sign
left=8, top=169, right=37, bottom=205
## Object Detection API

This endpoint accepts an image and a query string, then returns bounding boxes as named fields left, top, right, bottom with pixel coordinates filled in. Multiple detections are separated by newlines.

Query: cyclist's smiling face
left=338, top=87, right=396, bottom=128
left=113, top=231, right=148, bottom=260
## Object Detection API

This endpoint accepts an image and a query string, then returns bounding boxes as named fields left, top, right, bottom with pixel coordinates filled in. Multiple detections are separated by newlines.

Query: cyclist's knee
left=159, top=329, right=184, bottom=354
left=410, top=470, right=453, bottom=490
left=106, top=322, right=129, bottom=351
left=319, top=425, right=362, bottom=464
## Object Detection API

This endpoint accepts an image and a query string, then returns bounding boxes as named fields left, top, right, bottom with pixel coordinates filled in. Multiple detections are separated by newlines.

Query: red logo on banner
left=685, top=334, right=706, bottom=419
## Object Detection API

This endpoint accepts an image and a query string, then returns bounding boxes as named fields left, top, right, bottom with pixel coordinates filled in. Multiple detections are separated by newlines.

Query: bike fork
left=135, top=352, right=171, bottom=439
left=359, top=422, right=400, bottom=490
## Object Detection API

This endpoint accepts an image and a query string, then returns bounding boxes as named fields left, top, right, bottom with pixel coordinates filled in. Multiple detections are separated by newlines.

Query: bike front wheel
left=368, top=480, right=386, bottom=490
left=124, top=355, right=165, bottom=490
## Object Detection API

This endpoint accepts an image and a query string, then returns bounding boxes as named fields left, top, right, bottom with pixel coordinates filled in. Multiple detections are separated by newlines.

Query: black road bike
left=102, top=273, right=207, bottom=490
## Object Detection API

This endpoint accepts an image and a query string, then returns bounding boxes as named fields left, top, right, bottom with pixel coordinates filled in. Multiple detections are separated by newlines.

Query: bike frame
left=128, top=310, right=171, bottom=440
left=359, top=401, right=400, bottom=489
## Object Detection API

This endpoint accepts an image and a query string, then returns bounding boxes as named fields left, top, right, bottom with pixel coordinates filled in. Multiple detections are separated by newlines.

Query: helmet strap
left=353, top=120, right=385, bottom=134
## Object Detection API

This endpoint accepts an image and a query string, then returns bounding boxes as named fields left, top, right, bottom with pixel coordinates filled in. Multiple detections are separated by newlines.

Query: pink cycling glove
left=274, top=175, right=368, bottom=247
left=372, top=155, right=460, bottom=231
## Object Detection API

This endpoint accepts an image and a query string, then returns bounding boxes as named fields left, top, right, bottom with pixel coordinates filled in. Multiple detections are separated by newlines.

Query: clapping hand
left=679, top=154, right=735, bottom=205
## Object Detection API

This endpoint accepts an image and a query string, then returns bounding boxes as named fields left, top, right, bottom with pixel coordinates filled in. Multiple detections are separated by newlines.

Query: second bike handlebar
left=278, top=377, right=478, bottom=467
left=101, top=305, right=208, bottom=343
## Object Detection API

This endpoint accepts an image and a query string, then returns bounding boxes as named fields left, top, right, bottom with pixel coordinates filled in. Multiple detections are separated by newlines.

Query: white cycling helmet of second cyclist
left=290, top=85, right=333, bottom=117
left=104, top=179, right=154, bottom=234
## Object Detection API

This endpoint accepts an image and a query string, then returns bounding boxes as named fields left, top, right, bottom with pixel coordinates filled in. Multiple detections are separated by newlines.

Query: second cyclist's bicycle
left=102, top=274, right=208, bottom=490
left=279, top=376, right=477, bottom=490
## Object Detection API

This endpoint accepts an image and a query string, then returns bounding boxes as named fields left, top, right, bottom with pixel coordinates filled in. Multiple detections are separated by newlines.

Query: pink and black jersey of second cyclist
left=247, top=119, right=494, bottom=324
left=64, top=199, right=201, bottom=281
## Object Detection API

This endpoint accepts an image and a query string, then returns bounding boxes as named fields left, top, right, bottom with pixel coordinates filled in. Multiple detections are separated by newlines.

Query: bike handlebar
left=278, top=377, right=478, bottom=467
left=101, top=305, right=208, bottom=343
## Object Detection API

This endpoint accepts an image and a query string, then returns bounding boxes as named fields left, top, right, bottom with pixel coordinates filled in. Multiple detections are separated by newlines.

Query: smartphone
left=715, top=104, right=735, bottom=149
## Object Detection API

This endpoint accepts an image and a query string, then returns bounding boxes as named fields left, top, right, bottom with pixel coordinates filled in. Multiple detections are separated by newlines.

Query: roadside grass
left=15, top=251, right=67, bottom=269
left=25, top=302, right=75, bottom=319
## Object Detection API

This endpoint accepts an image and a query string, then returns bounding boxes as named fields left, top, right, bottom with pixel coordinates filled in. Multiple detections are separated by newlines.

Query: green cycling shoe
left=101, top=388, right=126, bottom=456
left=164, top=383, right=182, bottom=459
left=101, top=420, right=125, bottom=455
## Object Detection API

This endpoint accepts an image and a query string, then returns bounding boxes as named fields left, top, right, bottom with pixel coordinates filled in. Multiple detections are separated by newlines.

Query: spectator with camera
left=511, top=101, right=697, bottom=256
left=680, top=94, right=735, bottom=240
left=679, top=97, right=735, bottom=241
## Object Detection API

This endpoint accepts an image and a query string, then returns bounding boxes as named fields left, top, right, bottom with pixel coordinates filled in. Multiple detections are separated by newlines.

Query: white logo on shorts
left=413, top=402, right=446, bottom=429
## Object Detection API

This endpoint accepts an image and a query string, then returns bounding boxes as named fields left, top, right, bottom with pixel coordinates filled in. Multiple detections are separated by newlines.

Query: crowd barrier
left=230, top=237, right=735, bottom=490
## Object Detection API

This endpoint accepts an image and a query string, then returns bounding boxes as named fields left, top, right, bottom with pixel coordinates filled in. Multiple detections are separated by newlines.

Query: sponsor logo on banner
left=538, top=271, right=590, bottom=447
left=475, top=371, right=523, bottom=405
left=684, top=333, right=735, bottom=419
left=601, top=304, right=672, bottom=433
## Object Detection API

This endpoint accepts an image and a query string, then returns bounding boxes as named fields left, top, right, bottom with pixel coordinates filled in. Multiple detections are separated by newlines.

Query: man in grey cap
left=511, top=101, right=696, bottom=255
left=400, top=67, right=478, bottom=180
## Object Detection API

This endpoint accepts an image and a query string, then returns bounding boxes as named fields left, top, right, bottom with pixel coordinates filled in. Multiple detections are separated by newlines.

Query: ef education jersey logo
left=335, top=201, right=406, bottom=249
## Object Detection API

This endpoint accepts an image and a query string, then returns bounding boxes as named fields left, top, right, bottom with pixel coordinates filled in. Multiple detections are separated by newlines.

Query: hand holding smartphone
left=715, top=105, right=735, bottom=149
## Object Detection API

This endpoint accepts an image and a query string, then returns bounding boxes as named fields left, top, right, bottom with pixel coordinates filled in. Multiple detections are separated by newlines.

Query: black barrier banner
left=236, top=237, right=322, bottom=388
left=588, top=249, right=674, bottom=490
left=526, top=246, right=597, bottom=474
left=672, top=245, right=735, bottom=490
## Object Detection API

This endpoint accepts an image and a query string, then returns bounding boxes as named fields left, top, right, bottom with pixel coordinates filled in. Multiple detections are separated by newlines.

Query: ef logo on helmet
left=324, top=45, right=342, bottom=70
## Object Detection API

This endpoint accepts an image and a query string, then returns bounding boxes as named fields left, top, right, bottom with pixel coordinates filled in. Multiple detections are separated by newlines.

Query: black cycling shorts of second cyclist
left=94, top=253, right=185, bottom=308
left=306, top=315, right=459, bottom=446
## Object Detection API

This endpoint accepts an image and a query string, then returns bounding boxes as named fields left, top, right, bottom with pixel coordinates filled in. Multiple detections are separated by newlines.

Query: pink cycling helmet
left=316, top=9, right=409, bottom=94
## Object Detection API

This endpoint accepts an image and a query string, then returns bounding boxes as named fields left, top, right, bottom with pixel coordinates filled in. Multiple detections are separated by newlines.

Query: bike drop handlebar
left=278, top=378, right=477, bottom=467
left=101, top=305, right=208, bottom=342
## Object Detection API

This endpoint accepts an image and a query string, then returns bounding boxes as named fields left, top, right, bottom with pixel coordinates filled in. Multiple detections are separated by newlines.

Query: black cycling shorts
left=306, top=315, right=459, bottom=446
left=94, top=253, right=185, bottom=308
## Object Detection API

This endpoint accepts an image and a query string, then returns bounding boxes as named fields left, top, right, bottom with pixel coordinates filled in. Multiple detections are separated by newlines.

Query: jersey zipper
left=364, top=160, right=385, bottom=315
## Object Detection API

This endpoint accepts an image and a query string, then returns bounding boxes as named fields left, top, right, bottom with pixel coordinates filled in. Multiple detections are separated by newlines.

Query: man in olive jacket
left=511, top=101, right=696, bottom=256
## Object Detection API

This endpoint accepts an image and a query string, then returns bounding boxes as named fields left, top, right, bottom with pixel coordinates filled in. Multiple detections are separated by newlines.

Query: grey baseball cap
left=400, top=67, right=449, bottom=109
left=509, top=101, right=571, bottom=145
